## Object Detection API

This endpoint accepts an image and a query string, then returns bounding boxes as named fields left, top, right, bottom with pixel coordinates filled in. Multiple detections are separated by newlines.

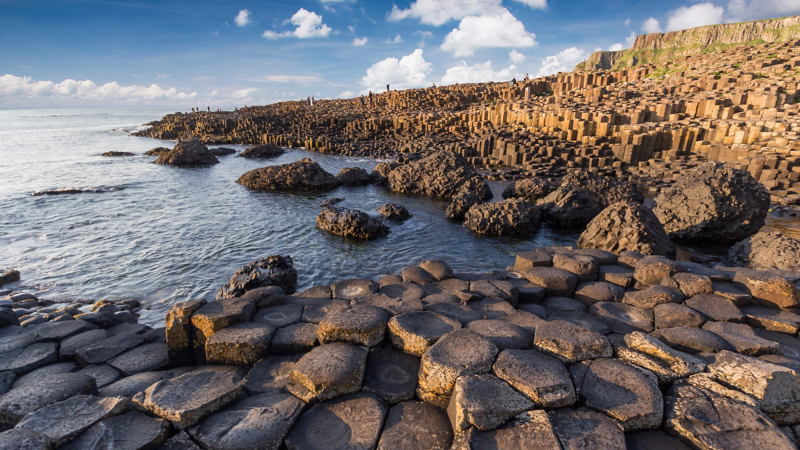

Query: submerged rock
left=316, top=207, right=389, bottom=240
left=727, top=231, right=800, bottom=273
left=377, top=203, right=412, bottom=221
left=653, top=162, right=769, bottom=243
left=240, top=144, right=284, bottom=159
left=237, top=158, right=340, bottom=191
left=578, top=201, right=677, bottom=258
left=153, top=139, right=219, bottom=166
left=0, top=270, right=20, bottom=287
left=217, top=255, right=298, bottom=299
left=209, top=147, right=236, bottom=156
left=143, top=147, right=170, bottom=156
left=463, top=199, right=541, bottom=237
left=101, top=151, right=134, bottom=157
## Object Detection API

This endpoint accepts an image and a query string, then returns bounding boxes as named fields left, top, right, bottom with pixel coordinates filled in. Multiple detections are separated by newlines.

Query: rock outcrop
left=240, top=144, right=283, bottom=159
left=727, top=231, right=800, bottom=273
left=237, top=158, right=340, bottom=191
left=388, top=151, right=492, bottom=200
left=209, top=147, right=236, bottom=156
left=316, top=207, right=389, bottom=240
left=217, top=255, right=298, bottom=299
left=463, top=200, right=542, bottom=237
left=560, top=170, right=644, bottom=207
left=153, top=139, right=219, bottom=166
left=337, top=167, right=373, bottom=186
left=377, top=203, right=411, bottom=221
left=101, top=152, right=134, bottom=157
left=653, top=162, right=770, bottom=242
left=502, top=178, right=553, bottom=201
left=538, top=185, right=602, bottom=227
left=578, top=201, right=677, bottom=258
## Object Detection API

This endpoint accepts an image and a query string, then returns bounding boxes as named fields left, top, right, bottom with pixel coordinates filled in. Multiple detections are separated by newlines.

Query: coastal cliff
left=575, top=15, right=800, bottom=71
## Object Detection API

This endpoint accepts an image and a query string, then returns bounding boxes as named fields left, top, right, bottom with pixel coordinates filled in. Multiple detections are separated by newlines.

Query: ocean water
left=0, top=109, right=582, bottom=325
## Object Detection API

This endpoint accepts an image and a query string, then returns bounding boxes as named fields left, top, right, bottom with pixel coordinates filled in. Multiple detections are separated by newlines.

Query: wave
left=31, top=186, right=124, bottom=196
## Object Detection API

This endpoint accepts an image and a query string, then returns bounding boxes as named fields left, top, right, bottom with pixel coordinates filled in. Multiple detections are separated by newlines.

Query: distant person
left=311, top=96, right=315, bottom=107
left=511, top=77, right=517, bottom=86
left=360, top=96, right=365, bottom=106
left=368, top=90, right=373, bottom=105
left=524, top=73, right=529, bottom=81
left=307, top=96, right=311, bottom=107
left=432, top=83, right=436, bottom=88
left=386, top=84, right=390, bottom=92
left=207, top=106, right=210, bottom=112
left=191, top=108, right=194, bottom=112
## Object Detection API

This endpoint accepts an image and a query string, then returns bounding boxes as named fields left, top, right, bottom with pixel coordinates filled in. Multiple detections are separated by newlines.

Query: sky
left=1, top=0, right=798, bottom=109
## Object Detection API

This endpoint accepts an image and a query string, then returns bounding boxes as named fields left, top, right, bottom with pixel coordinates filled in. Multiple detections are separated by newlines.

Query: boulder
left=237, top=158, right=340, bottom=191
left=502, top=178, right=553, bottom=201
left=240, top=143, right=284, bottom=159
left=377, top=203, right=411, bottom=221
left=493, top=349, right=576, bottom=408
left=371, top=162, right=398, bottom=186
left=420, top=260, right=454, bottom=281
left=317, top=207, right=389, bottom=240
left=728, top=231, right=800, bottom=273
left=285, top=393, right=388, bottom=450
left=377, top=401, right=454, bottom=450
left=153, top=139, right=218, bottom=166
left=59, top=410, right=170, bottom=450
left=560, top=169, right=644, bottom=207
left=217, top=255, right=297, bottom=299
left=538, top=185, right=602, bottom=227
left=289, top=343, right=367, bottom=402
left=464, top=200, right=542, bottom=237
left=0, top=270, right=20, bottom=287
left=337, top=167, right=373, bottom=186
left=577, top=201, right=677, bottom=259
left=447, top=374, right=534, bottom=432
left=653, top=162, right=770, bottom=243
left=387, top=151, right=491, bottom=200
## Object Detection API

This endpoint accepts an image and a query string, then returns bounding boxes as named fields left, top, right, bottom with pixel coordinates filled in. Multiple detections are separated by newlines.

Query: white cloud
left=440, top=9, right=537, bottom=57
left=625, top=18, right=631, bottom=26
left=247, top=75, right=321, bottom=83
left=386, top=34, right=404, bottom=43
left=415, top=30, right=433, bottom=46
left=666, top=3, right=725, bottom=31
left=642, top=17, right=663, bottom=33
left=388, top=0, right=504, bottom=26
left=339, top=90, right=356, bottom=98
left=193, top=76, right=211, bottom=81
left=348, top=25, right=355, bottom=32
left=441, top=60, right=520, bottom=85
left=509, top=50, right=526, bottom=64
left=625, top=30, right=637, bottom=47
left=727, top=0, right=800, bottom=23
left=361, top=49, right=432, bottom=92
left=535, top=47, right=586, bottom=77
left=353, top=37, right=368, bottom=46
left=263, top=8, right=332, bottom=39
left=231, top=88, right=258, bottom=99
left=156, top=74, right=170, bottom=79
left=234, top=9, right=251, bottom=27
left=210, top=90, right=219, bottom=97
left=608, top=43, right=624, bottom=51
left=512, top=0, right=547, bottom=9
left=0, top=74, right=197, bottom=103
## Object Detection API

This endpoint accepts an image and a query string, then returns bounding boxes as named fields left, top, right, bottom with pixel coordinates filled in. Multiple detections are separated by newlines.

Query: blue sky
left=1, top=0, right=797, bottom=108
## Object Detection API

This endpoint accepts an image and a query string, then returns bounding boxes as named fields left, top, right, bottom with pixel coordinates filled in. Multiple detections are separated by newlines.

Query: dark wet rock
left=153, top=138, right=218, bottom=166
left=388, top=151, right=490, bottom=200
left=271, top=322, right=318, bottom=354
left=377, top=401, right=453, bottom=450
left=549, top=407, right=626, bottom=450
left=465, top=319, right=532, bottom=350
left=56, top=329, right=106, bottom=362
left=403, top=266, right=435, bottom=284
left=317, top=305, right=389, bottom=347
left=243, top=354, right=301, bottom=395
left=538, top=185, right=602, bottom=227
left=533, top=320, right=611, bottom=364
left=0, top=309, right=19, bottom=328
left=653, top=162, right=770, bottom=243
left=317, top=207, right=389, bottom=240
left=240, top=143, right=284, bottom=159
left=165, top=299, right=206, bottom=367
left=209, top=147, right=236, bottom=156
left=237, top=158, right=340, bottom=191
left=144, top=147, right=170, bottom=156
left=75, top=312, right=122, bottom=328
left=578, top=201, right=677, bottom=259
left=132, top=365, right=247, bottom=430
left=493, top=349, right=575, bottom=408
left=502, top=177, right=553, bottom=201
left=337, top=167, right=373, bottom=186
left=561, top=169, right=644, bottom=207
left=320, top=197, right=344, bottom=208
left=377, top=203, right=411, bottom=221
left=285, top=392, right=388, bottom=450
left=464, top=199, right=541, bottom=237
left=0, top=429, right=52, bottom=450
left=59, top=410, right=170, bottom=450
left=0, top=373, right=97, bottom=427
left=289, top=343, right=367, bottom=402
left=187, top=392, right=303, bottom=450
left=16, top=395, right=128, bottom=447
left=106, top=343, right=168, bottom=376
left=388, top=311, right=461, bottom=357
left=590, top=302, right=654, bottom=334
left=448, top=374, right=534, bottom=432
left=101, top=151, right=135, bottom=157
left=75, top=333, right=144, bottom=367
left=217, top=255, right=297, bottom=299
left=417, top=329, right=499, bottom=408
left=570, top=358, right=663, bottom=430
left=728, top=231, right=800, bottom=273
left=362, top=348, right=420, bottom=404
left=445, top=188, right=479, bottom=222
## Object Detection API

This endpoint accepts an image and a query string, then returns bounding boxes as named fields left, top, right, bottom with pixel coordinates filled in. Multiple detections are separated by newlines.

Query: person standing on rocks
left=369, top=91, right=373, bottom=106
left=386, top=84, right=390, bottom=92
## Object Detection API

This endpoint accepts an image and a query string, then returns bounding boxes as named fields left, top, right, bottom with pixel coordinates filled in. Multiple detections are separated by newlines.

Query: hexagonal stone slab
left=302, top=299, right=349, bottom=324
left=59, top=410, right=170, bottom=450
left=702, top=322, right=780, bottom=356
left=351, top=293, right=424, bottom=315
left=533, top=320, right=611, bottom=364
left=0, top=373, right=97, bottom=427
left=107, top=343, right=168, bottom=376
left=331, top=279, right=378, bottom=300
left=191, top=297, right=257, bottom=364
left=187, top=392, right=303, bottom=450
left=685, top=294, right=746, bottom=323
left=59, top=329, right=109, bottom=362
left=11, top=362, right=77, bottom=391
left=570, top=358, right=663, bottom=431
left=285, top=392, right=388, bottom=450
left=379, top=283, right=425, bottom=302
left=448, top=374, right=534, bottom=432
left=650, top=327, right=734, bottom=354
left=317, top=305, right=389, bottom=347
left=574, top=282, right=625, bottom=306
left=377, top=401, right=453, bottom=450
left=271, top=322, right=318, bottom=354
left=75, top=333, right=145, bottom=368
left=362, top=348, right=420, bottom=404
left=0, top=342, right=58, bottom=375
left=465, top=319, right=532, bottom=350
left=623, top=286, right=684, bottom=309
left=33, top=320, right=98, bottom=343
left=741, top=306, right=800, bottom=335
left=16, top=395, right=128, bottom=447
left=205, top=322, right=275, bottom=366
left=653, top=303, right=705, bottom=329
left=452, top=410, right=560, bottom=450
left=252, top=304, right=303, bottom=328
left=98, top=370, right=177, bottom=398
left=388, top=311, right=461, bottom=357
left=165, top=299, right=207, bottom=368
left=599, top=265, right=635, bottom=289
left=420, top=260, right=454, bottom=281
left=417, top=329, right=499, bottom=408
left=553, top=253, right=599, bottom=283
left=79, top=364, right=122, bottom=388
left=524, top=267, right=578, bottom=297
left=243, top=354, right=302, bottom=395
left=0, top=429, right=52, bottom=450
left=469, top=297, right=516, bottom=319
left=132, top=365, right=247, bottom=430
left=498, top=310, right=546, bottom=335
left=289, top=343, right=367, bottom=402
left=590, top=302, right=654, bottom=334
left=493, top=349, right=575, bottom=409
left=549, top=407, right=626, bottom=450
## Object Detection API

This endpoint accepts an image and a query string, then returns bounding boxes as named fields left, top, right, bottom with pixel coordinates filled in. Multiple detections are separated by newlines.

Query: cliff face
left=575, top=15, right=800, bottom=71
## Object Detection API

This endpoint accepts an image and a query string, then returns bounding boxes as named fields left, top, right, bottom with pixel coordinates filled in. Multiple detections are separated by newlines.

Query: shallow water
left=1, top=110, right=797, bottom=326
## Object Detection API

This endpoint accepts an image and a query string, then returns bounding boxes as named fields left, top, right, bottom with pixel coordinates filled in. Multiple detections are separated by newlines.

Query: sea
left=0, top=109, right=796, bottom=326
